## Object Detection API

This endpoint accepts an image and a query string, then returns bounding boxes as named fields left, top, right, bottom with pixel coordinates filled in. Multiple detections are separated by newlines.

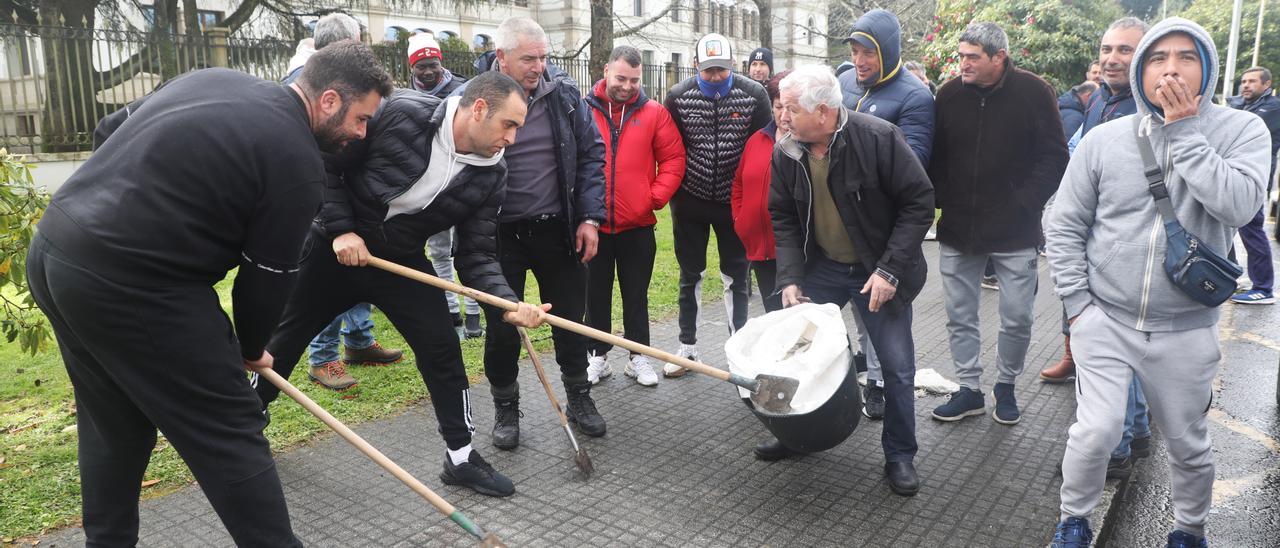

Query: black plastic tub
left=741, top=352, right=862, bottom=453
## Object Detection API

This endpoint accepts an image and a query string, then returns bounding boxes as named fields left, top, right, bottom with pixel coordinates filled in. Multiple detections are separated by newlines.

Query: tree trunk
left=589, top=0, right=612, bottom=84
left=37, top=0, right=100, bottom=152
left=755, top=0, right=772, bottom=50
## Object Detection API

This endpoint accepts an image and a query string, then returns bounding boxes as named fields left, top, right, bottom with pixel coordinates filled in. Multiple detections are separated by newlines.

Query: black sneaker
left=565, top=382, right=607, bottom=437
left=862, top=383, right=885, bottom=420
left=440, top=450, right=514, bottom=497
left=1131, top=435, right=1152, bottom=459
left=1106, top=455, right=1133, bottom=480
left=492, top=397, right=521, bottom=450
left=992, top=382, right=1021, bottom=425
left=464, top=313, right=485, bottom=339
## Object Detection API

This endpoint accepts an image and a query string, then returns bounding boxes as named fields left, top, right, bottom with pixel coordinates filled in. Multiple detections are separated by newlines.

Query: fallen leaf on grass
left=13, top=444, right=26, bottom=451
left=141, top=479, right=160, bottom=488
left=341, top=394, right=357, bottom=400
left=61, top=425, right=76, bottom=434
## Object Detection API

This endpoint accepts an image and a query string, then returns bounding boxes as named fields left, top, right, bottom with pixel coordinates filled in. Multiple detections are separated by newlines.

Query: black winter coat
left=928, top=60, right=1068, bottom=254
left=467, top=58, right=607, bottom=246
left=769, top=108, right=935, bottom=311
left=664, top=75, right=772, bottom=203
left=318, top=89, right=516, bottom=301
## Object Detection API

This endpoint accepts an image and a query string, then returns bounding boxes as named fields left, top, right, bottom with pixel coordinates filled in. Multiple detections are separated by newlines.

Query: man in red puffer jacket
left=583, top=45, right=686, bottom=386
left=732, top=70, right=790, bottom=313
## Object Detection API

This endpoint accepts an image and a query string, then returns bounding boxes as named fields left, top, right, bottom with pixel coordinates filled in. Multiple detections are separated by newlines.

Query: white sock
left=447, top=444, right=473, bottom=466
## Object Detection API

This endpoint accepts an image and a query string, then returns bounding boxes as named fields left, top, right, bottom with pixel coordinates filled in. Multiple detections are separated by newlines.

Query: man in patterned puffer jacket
left=661, top=32, right=771, bottom=378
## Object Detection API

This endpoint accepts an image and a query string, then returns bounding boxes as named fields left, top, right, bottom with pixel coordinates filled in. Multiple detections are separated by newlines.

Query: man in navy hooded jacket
left=836, top=9, right=935, bottom=422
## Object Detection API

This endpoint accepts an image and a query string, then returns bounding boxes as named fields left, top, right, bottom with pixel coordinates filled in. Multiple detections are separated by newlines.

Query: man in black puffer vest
left=253, top=72, right=548, bottom=498
left=661, top=32, right=771, bottom=378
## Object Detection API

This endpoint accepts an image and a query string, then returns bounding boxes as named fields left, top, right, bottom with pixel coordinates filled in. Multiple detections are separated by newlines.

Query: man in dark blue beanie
left=747, top=47, right=773, bottom=84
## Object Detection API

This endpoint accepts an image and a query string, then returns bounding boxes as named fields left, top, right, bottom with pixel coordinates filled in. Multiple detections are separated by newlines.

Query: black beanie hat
left=747, top=47, right=774, bottom=73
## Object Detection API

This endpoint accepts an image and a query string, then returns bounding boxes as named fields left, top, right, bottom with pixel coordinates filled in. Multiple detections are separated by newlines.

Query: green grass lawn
left=0, top=207, right=726, bottom=539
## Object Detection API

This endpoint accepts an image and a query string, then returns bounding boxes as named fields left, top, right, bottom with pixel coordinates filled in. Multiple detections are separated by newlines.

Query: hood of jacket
left=1058, top=89, right=1086, bottom=114
left=1132, top=17, right=1218, bottom=122
left=848, top=9, right=903, bottom=88
left=432, top=95, right=504, bottom=168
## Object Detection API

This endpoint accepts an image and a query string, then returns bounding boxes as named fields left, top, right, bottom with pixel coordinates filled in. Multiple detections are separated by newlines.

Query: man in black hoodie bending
left=27, top=43, right=389, bottom=547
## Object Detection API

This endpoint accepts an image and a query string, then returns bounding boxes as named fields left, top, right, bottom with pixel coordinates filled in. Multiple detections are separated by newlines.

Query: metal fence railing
left=0, top=24, right=703, bottom=153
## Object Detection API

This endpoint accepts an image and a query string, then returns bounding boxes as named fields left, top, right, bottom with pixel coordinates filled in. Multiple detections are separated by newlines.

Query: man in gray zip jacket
left=1044, top=18, right=1270, bottom=547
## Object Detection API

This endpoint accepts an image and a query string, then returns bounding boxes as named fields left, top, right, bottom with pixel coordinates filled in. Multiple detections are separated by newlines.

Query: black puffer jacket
left=770, top=107, right=935, bottom=312
left=664, top=75, right=772, bottom=203
left=318, top=89, right=516, bottom=301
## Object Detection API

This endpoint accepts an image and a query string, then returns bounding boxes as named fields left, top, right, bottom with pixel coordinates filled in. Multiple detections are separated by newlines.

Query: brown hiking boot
left=343, top=342, right=403, bottom=366
left=309, top=361, right=359, bottom=390
left=1039, top=335, right=1076, bottom=383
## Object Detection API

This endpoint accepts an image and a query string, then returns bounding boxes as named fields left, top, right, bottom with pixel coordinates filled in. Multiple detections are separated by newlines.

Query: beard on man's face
left=314, top=103, right=353, bottom=153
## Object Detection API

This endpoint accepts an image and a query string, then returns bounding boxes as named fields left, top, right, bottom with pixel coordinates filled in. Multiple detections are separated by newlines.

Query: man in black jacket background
left=29, top=43, right=390, bottom=546
left=927, top=22, right=1068, bottom=426
left=662, top=32, right=771, bottom=378
left=253, top=72, right=548, bottom=498
left=768, top=65, right=934, bottom=496
left=1228, top=66, right=1280, bottom=304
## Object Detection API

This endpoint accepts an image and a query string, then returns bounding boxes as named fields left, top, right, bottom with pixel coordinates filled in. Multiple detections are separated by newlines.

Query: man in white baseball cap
left=660, top=33, right=770, bottom=378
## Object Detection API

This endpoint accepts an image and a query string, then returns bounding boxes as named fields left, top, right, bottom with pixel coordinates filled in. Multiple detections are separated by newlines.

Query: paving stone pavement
left=43, top=242, right=1103, bottom=547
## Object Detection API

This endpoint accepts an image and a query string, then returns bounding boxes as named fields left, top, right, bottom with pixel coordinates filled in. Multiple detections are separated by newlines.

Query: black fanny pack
left=1135, top=118, right=1242, bottom=307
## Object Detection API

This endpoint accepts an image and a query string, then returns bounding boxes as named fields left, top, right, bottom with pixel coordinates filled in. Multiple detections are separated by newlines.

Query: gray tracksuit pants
left=427, top=228, right=479, bottom=316
left=939, top=243, right=1040, bottom=390
left=1059, top=304, right=1217, bottom=538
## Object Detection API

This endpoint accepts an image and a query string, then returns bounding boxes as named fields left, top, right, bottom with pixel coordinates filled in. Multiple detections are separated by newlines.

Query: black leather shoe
left=565, top=382, right=607, bottom=437
left=440, top=450, right=514, bottom=497
left=753, top=438, right=805, bottom=461
left=492, top=397, right=521, bottom=450
left=885, top=461, right=919, bottom=496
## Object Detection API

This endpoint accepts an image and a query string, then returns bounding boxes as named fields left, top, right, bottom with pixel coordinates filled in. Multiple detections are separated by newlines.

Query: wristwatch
left=583, top=219, right=601, bottom=228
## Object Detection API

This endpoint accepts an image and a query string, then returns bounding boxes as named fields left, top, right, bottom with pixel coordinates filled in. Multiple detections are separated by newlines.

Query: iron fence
left=0, top=24, right=703, bottom=153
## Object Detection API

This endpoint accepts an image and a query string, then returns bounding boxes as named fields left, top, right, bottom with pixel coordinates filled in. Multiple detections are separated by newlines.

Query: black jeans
left=256, top=239, right=474, bottom=450
left=484, top=218, right=590, bottom=387
left=803, top=255, right=918, bottom=463
left=585, top=226, right=657, bottom=355
left=27, top=235, right=302, bottom=547
left=669, top=188, right=750, bottom=344
left=751, top=259, right=783, bottom=313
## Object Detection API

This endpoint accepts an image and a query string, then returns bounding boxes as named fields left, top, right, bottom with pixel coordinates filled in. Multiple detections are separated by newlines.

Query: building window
left=671, top=52, right=683, bottom=67
left=16, top=114, right=34, bottom=136
left=634, top=0, right=643, bottom=17
left=692, top=0, right=701, bottom=32
left=384, top=26, right=407, bottom=42
left=671, top=3, right=679, bottom=23
left=473, top=34, right=493, bottom=51
left=412, top=27, right=432, bottom=36
left=196, top=9, right=223, bottom=32
left=806, top=16, right=815, bottom=45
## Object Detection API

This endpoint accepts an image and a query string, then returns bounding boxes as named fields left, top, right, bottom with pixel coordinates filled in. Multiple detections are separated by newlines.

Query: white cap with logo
left=695, top=33, right=733, bottom=71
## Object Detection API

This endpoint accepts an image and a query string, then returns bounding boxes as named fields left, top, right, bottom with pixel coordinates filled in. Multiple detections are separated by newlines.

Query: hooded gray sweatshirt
left=1046, top=18, right=1271, bottom=332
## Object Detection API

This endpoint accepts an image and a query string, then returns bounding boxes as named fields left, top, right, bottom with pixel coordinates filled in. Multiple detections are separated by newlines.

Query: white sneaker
left=586, top=353, right=612, bottom=384
left=625, top=355, right=660, bottom=386
left=663, top=343, right=696, bottom=378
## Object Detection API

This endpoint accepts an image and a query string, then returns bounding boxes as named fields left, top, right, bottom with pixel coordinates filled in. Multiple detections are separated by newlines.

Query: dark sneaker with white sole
left=1051, top=517, right=1093, bottom=547
left=440, top=450, right=514, bottom=497
left=992, top=382, right=1021, bottom=425
left=862, top=383, right=885, bottom=420
left=932, top=387, right=985, bottom=421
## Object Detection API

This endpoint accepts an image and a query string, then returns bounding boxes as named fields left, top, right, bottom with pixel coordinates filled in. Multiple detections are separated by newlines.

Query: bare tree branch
left=612, top=0, right=679, bottom=39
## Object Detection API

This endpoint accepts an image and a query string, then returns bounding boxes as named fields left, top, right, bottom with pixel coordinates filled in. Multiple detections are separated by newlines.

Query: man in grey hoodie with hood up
left=1045, top=18, right=1271, bottom=548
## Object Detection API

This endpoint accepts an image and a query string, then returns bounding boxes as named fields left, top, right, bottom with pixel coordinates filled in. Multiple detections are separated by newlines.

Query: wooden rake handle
left=253, top=366, right=489, bottom=539
left=366, top=256, right=733, bottom=383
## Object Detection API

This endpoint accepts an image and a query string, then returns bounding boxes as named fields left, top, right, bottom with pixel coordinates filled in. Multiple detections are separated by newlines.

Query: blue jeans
left=1111, top=378, right=1151, bottom=459
left=307, top=303, right=376, bottom=365
left=803, top=256, right=918, bottom=462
